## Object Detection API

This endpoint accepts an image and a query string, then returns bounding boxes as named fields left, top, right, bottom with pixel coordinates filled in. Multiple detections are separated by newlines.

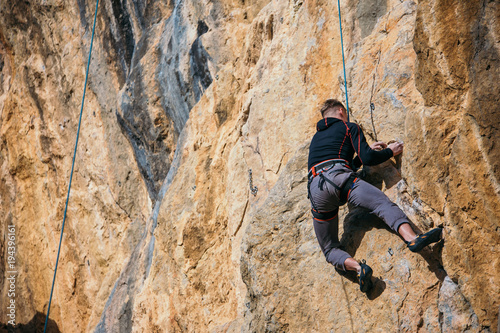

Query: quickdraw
left=248, top=169, right=258, bottom=196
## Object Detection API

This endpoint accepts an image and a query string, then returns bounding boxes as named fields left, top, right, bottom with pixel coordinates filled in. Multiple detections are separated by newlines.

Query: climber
left=307, top=99, right=442, bottom=292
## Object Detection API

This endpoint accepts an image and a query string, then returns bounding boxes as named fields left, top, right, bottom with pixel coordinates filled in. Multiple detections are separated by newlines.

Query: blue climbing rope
left=336, top=0, right=350, bottom=121
left=43, top=1, right=99, bottom=332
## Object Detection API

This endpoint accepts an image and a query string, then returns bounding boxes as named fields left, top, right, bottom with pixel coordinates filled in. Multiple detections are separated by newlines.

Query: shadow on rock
left=340, top=205, right=393, bottom=259
left=1, top=312, right=60, bottom=333
left=416, top=239, right=447, bottom=282
left=337, top=269, right=387, bottom=300
left=361, top=158, right=402, bottom=191
left=338, top=204, right=446, bottom=294
left=367, top=277, right=387, bottom=300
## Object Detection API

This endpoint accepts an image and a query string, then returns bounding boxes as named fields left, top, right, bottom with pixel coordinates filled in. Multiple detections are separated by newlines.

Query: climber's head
left=320, top=99, right=347, bottom=122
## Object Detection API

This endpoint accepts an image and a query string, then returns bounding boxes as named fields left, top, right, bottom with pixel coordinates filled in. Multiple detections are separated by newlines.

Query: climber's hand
left=388, top=142, right=404, bottom=156
left=370, top=141, right=387, bottom=150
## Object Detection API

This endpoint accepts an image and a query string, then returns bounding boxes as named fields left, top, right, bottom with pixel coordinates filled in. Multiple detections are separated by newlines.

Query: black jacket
left=308, top=117, right=393, bottom=170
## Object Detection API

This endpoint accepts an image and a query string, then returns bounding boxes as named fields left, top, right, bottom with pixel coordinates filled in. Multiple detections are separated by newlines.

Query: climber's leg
left=348, top=178, right=442, bottom=251
left=313, top=216, right=352, bottom=271
left=347, top=178, right=409, bottom=234
left=344, top=257, right=361, bottom=272
left=397, top=222, right=418, bottom=242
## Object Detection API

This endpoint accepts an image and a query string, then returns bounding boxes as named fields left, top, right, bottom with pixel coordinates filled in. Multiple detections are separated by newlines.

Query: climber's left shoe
left=358, top=260, right=373, bottom=293
left=407, top=227, right=443, bottom=252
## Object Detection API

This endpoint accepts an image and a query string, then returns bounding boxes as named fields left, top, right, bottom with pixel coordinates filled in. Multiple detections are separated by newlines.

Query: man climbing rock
left=307, top=99, right=442, bottom=292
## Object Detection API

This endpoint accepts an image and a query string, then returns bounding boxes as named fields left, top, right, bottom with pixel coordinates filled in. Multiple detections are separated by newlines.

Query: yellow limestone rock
left=0, top=0, right=498, bottom=332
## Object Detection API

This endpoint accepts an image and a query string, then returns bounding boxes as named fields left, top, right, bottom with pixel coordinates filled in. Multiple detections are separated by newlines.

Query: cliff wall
left=0, top=0, right=498, bottom=332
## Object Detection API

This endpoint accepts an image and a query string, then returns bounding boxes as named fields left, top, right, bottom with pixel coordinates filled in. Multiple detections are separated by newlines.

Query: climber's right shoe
left=358, top=260, right=373, bottom=293
left=407, top=227, right=443, bottom=252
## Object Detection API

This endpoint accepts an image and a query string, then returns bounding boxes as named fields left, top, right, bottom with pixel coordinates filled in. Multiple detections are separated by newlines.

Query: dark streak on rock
left=116, top=107, right=169, bottom=203
left=76, top=0, right=88, bottom=30
left=197, top=20, right=209, bottom=36
left=189, top=37, right=213, bottom=101
left=469, top=0, right=500, bottom=181
left=25, top=67, right=45, bottom=123
left=356, top=0, right=387, bottom=39
left=110, top=0, right=136, bottom=72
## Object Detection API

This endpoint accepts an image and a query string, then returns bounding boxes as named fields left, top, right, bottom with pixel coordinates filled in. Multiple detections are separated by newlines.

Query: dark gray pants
left=309, top=165, right=408, bottom=271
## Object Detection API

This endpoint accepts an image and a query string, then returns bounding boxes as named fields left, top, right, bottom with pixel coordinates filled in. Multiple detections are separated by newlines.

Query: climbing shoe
left=407, top=227, right=443, bottom=252
left=357, top=260, right=373, bottom=293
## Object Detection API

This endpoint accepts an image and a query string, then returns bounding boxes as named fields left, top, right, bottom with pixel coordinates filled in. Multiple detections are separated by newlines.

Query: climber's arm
left=349, top=124, right=394, bottom=166
left=371, top=141, right=404, bottom=156
left=370, top=141, right=387, bottom=150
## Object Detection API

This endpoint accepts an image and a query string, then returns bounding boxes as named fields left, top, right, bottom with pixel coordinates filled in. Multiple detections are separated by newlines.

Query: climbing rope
left=336, top=0, right=349, bottom=121
left=43, top=1, right=99, bottom=332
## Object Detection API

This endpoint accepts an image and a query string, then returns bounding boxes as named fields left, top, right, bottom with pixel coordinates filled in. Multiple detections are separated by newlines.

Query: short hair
left=320, top=99, right=345, bottom=117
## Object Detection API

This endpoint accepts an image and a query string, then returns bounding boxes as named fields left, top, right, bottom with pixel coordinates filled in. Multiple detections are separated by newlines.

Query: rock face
left=0, top=0, right=499, bottom=332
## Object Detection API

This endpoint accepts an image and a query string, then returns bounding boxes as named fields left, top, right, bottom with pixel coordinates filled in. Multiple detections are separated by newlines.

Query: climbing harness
left=307, top=159, right=358, bottom=220
left=336, top=0, right=349, bottom=121
left=307, top=158, right=351, bottom=179
left=43, top=1, right=100, bottom=332
left=339, top=173, right=357, bottom=203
